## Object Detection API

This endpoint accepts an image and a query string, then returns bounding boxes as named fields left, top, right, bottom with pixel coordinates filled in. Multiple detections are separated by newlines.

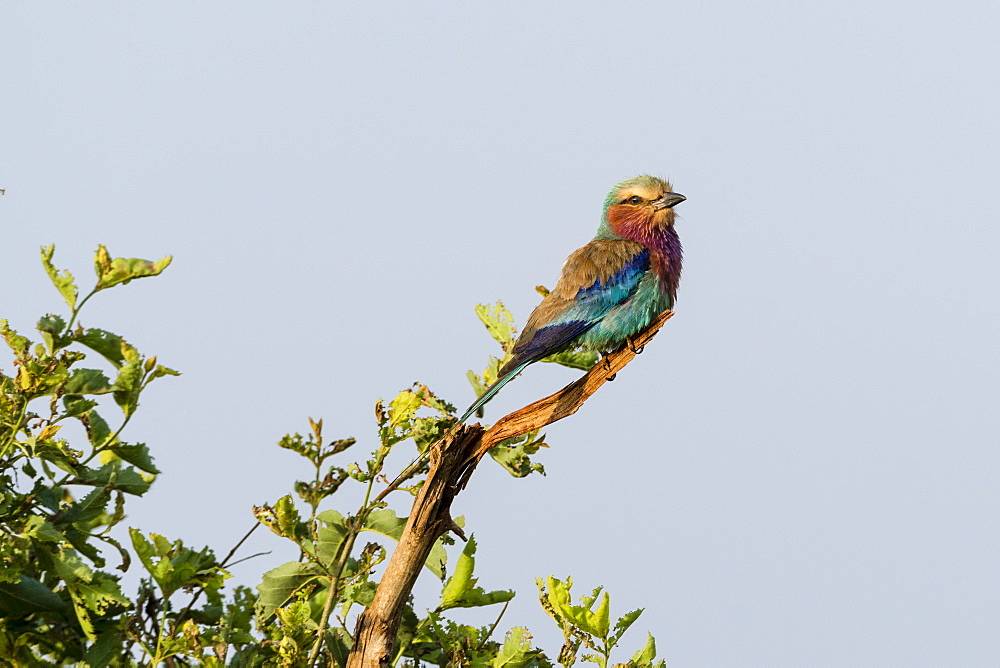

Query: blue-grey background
left=3, top=4, right=998, bottom=665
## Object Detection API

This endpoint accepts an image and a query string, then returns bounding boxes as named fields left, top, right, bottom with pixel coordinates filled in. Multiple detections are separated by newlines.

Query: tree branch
left=346, top=309, right=674, bottom=667
left=347, top=426, right=484, bottom=667
left=466, top=309, right=674, bottom=474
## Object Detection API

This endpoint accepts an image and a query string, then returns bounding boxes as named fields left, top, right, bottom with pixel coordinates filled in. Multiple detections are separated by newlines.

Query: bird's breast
left=648, top=228, right=683, bottom=306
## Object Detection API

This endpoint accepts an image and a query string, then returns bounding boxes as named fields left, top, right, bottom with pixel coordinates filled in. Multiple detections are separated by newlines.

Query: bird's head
left=597, top=175, right=685, bottom=240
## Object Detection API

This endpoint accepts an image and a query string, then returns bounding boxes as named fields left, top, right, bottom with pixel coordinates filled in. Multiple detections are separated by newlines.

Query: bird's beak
left=654, top=192, right=686, bottom=210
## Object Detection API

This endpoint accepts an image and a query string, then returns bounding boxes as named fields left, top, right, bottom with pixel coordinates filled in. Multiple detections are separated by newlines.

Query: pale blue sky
left=3, top=3, right=999, bottom=665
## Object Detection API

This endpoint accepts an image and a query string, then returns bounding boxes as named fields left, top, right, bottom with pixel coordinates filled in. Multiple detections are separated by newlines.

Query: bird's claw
left=627, top=337, right=644, bottom=354
left=601, top=356, right=617, bottom=381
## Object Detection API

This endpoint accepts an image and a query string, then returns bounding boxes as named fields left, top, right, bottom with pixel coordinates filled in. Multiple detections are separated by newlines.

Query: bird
left=459, top=175, right=685, bottom=423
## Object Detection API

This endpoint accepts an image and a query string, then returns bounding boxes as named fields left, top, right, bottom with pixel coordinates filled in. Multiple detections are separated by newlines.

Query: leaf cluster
left=0, top=245, right=200, bottom=664
left=538, top=577, right=663, bottom=667
left=249, top=383, right=537, bottom=665
left=0, top=246, right=668, bottom=666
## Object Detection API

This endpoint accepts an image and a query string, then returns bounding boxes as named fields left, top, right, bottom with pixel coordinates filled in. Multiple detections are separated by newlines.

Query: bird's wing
left=459, top=239, right=648, bottom=424
left=506, top=239, right=649, bottom=368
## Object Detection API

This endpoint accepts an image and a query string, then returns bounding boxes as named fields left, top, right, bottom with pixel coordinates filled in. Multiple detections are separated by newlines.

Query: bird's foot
left=627, top=336, right=644, bottom=354
left=602, top=356, right=616, bottom=381
left=606, top=372, right=617, bottom=381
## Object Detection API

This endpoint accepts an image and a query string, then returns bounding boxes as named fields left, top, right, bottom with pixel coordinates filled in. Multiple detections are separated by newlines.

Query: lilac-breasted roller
left=460, top=175, right=685, bottom=423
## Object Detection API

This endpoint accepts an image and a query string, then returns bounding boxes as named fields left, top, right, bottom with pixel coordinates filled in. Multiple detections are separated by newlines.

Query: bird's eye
left=626, top=195, right=643, bottom=205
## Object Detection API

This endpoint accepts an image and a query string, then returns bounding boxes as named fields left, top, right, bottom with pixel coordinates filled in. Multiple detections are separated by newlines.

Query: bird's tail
left=458, top=362, right=530, bottom=424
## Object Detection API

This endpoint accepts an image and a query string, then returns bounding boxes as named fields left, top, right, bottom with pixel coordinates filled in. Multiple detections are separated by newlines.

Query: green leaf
left=120, top=338, right=140, bottom=364
left=64, top=527, right=106, bottom=567
left=53, top=547, right=94, bottom=583
left=439, top=536, right=515, bottom=611
left=278, top=432, right=312, bottom=458
left=0, top=319, right=31, bottom=356
left=22, top=516, right=64, bottom=543
left=82, top=407, right=112, bottom=448
left=439, top=536, right=476, bottom=609
left=73, top=328, right=127, bottom=367
left=76, top=462, right=151, bottom=496
left=129, top=529, right=226, bottom=599
left=592, top=591, right=611, bottom=639
left=539, top=575, right=571, bottom=622
left=52, top=548, right=130, bottom=640
left=41, top=244, right=78, bottom=309
left=610, top=608, right=644, bottom=645
left=630, top=633, right=660, bottom=667
left=274, top=495, right=304, bottom=539
left=411, top=415, right=454, bottom=454
left=492, top=627, right=543, bottom=667
left=64, top=368, right=113, bottom=395
left=315, top=509, right=348, bottom=568
left=110, top=442, right=159, bottom=474
left=71, top=575, right=131, bottom=618
left=361, top=508, right=406, bottom=540
left=28, top=437, right=80, bottom=476
left=540, top=576, right=612, bottom=640
left=541, top=348, right=599, bottom=371
left=466, top=369, right=488, bottom=400
left=0, top=576, right=69, bottom=615
left=62, top=396, right=98, bottom=418
left=93, top=244, right=173, bottom=290
left=255, top=561, right=322, bottom=623
left=413, top=384, right=456, bottom=416
left=37, top=314, right=69, bottom=352
left=111, top=360, right=143, bottom=416
left=275, top=598, right=316, bottom=633
left=256, top=499, right=308, bottom=550
left=66, top=573, right=130, bottom=641
left=146, top=363, right=180, bottom=382
left=129, top=529, right=156, bottom=575
left=36, top=486, right=65, bottom=513
left=61, top=486, right=112, bottom=525
left=84, top=626, right=124, bottom=667
left=38, top=314, right=65, bottom=334
left=489, top=431, right=547, bottom=478
left=475, top=301, right=517, bottom=349
left=341, top=580, right=377, bottom=611
left=388, top=390, right=422, bottom=428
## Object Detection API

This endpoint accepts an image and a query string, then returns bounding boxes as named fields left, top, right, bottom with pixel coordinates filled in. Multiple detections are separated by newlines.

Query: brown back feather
left=515, top=239, right=645, bottom=347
